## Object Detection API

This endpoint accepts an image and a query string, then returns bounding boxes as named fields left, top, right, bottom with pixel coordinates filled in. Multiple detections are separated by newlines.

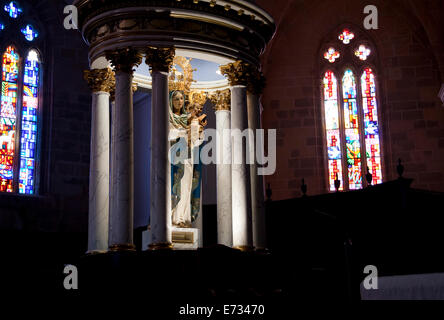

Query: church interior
left=0, top=0, right=443, bottom=305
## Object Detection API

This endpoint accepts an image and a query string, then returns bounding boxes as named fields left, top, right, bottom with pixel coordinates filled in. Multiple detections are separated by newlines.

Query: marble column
left=105, top=48, right=142, bottom=251
left=211, top=90, right=233, bottom=247
left=221, top=61, right=253, bottom=251
left=146, top=47, right=175, bottom=250
left=84, top=68, right=114, bottom=254
left=247, top=74, right=267, bottom=250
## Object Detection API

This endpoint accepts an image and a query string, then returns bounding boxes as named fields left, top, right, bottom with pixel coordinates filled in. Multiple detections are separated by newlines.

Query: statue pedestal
left=142, top=227, right=200, bottom=250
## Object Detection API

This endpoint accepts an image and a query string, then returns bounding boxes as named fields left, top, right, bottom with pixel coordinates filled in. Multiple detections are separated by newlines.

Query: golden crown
left=169, top=56, right=207, bottom=107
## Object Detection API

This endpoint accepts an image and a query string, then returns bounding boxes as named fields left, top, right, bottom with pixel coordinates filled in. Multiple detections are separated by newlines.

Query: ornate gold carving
left=233, top=245, right=255, bottom=252
left=83, top=68, right=115, bottom=93
left=189, top=91, right=207, bottom=106
left=85, top=250, right=108, bottom=255
left=132, top=83, right=138, bottom=94
left=209, top=89, right=231, bottom=111
left=148, top=242, right=174, bottom=250
left=109, top=243, right=136, bottom=252
left=145, top=46, right=175, bottom=73
left=246, top=68, right=266, bottom=95
left=105, top=48, right=142, bottom=73
left=220, top=60, right=251, bottom=86
left=220, top=62, right=265, bottom=94
left=169, top=56, right=195, bottom=93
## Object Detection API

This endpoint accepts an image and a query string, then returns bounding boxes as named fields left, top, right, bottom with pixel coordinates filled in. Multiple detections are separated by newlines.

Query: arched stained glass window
left=342, top=70, right=362, bottom=190
left=361, top=68, right=382, bottom=185
left=321, top=28, right=383, bottom=191
left=0, top=3, right=42, bottom=195
left=323, top=71, right=343, bottom=191
left=19, top=50, right=39, bottom=194
left=0, top=46, right=19, bottom=192
left=0, top=46, right=41, bottom=194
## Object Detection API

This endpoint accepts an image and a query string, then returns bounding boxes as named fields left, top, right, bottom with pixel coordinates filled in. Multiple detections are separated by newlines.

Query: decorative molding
left=145, top=47, right=175, bottom=73
left=75, top=0, right=275, bottom=66
left=439, top=84, right=444, bottom=106
left=105, top=48, right=142, bottom=73
left=209, top=89, right=231, bottom=111
left=109, top=243, right=136, bottom=252
left=83, top=68, right=115, bottom=93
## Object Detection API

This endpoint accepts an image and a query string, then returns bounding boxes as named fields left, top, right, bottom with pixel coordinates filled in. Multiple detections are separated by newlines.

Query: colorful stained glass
left=4, top=1, right=22, bottom=18
left=355, top=45, right=371, bottom=61
left=0, top=46, right=19, bottom=192
left=0, top=23, right=4, bottom=30
left=19, top=50, right=39, bottom=194
left=324, top=47, right=340, bottom=63
left=21, top=25, right=38, bottom=41
left=323, top=71, right=343, bottom=191
left=361, top=68, right=382, bottom=185
left=339, top=29, right=355, bottom=44
left=342, top=70, right=362, bottom=189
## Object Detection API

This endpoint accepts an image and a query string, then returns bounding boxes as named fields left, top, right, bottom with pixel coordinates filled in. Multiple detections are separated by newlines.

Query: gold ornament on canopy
left=169, top=56, right=208, bottom=117
left=169, top=56, right=196, bottom=94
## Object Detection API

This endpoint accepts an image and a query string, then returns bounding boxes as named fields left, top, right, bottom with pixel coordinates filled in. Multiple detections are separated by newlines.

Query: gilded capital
left=83, top=68, right=115, bottom=93
left=145, top=47, right=175, bottom=73
left=105, top=48, right=143, bottom=73
left=210, top=89, right=231, bottom=111
left=220, top=60, right=251, bottom=86
left=247, top=69, right=266, bottom=95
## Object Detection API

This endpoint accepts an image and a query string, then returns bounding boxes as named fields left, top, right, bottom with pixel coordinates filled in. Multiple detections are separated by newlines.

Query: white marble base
left=142, top=227, right=200, bottom=250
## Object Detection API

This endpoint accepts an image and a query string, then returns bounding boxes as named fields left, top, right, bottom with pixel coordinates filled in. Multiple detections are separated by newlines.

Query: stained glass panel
left=324, top=48, right=340, bottom=63
left=361, top=68, right=382, bottom=184
left=355, top=45, right=371, bottom=61
left=342, top=70, right=362, bottom=189
left=21, top=25, right=38, bottom=42
left=0, top=46, right=19, bottom=192
left=339, top=29, right=355, bottom=44
left=0, top=23, right=4, bottom=30
left=323, top=71, right=343, bottom=191
left=19, top=50, right=39, bottom=194
left=4, top=1, right=22, bottom=18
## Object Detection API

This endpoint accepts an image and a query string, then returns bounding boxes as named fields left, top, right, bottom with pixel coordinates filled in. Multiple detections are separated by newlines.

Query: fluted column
left=84, top=68, right=114, bottom=254
left=211, top=90, right=233, bottom=247
left=105, top=48, right=142, bottom=251
left=145, top=47, right=175, bottom=250
left=247, top=70, right=267, bottom=250
left=221, top=61, right=253, bottom=251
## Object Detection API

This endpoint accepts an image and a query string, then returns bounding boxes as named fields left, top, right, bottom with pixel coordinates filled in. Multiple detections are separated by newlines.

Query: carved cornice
left=220, top=60, right=251, bottom=86
left=145, top=47, right=175, bottom=73
left=105, top=48, right=142, bottom=73
left=75, top=0, right=275, bottom=66
left=83, top=68, right=115, bottom=93
left=210, top=89, right=231, bottom=111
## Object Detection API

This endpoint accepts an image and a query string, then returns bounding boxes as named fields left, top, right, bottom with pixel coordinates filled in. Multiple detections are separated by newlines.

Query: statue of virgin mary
left=169, top=90, right=204, bottom=228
